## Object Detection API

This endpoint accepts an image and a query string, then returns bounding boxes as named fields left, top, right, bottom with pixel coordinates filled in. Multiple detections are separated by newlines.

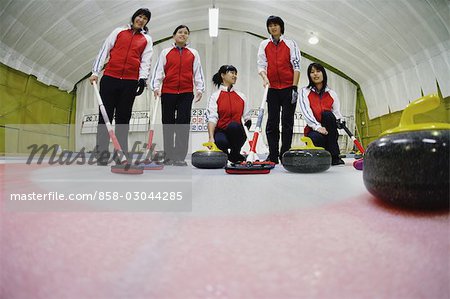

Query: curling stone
left=282, top=137, right=331, bottom=173
left=192, top=142, right=228, bottom=169
left=363, top=94, right=449, bottom=210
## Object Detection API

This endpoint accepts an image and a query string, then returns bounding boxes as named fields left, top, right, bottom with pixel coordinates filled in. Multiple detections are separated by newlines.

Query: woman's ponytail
left=212, top=72, right=222, bottom=88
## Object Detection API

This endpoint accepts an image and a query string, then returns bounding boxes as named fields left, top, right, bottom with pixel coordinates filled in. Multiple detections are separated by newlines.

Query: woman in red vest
left=206, top=65, right=252, bottom=163
left=257, top=16, right=301, bottom=164
left=90, top=8, right=153, bottom=165
left=299, top=63, right=345, bottom=165
left=151, top=25, right=205, bottom=166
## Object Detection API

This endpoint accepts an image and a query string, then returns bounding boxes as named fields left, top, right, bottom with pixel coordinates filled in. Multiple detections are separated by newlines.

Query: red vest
left=216, top=90, right=245, bottom=130
left=104, top=29, right=149, bottom=80
left=162, top=48, right=195, bottom=93
left=265, top=41, right=294, bottom=89
left=304, top=91, right=335, bottom=135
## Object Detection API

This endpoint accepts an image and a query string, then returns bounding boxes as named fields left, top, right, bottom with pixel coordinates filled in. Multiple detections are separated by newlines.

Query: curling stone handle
left=399, top=94, right=439, bottom=127
left=202, top=142, right=220, bottom=151
left=301, top=136, right=321, bottom=150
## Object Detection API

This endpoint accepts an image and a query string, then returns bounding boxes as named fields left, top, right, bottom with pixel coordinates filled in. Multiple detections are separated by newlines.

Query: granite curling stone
left=192, top=142, right=228, bottom=169
left=363, top=94, right=449, bottom=210
left=282, top=137, right=331, bottom=173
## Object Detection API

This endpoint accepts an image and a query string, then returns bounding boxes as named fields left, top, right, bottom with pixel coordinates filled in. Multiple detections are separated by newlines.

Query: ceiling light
left=209, top=8, right=219, bottom=37
left=308, top=34, right=319, bottom=45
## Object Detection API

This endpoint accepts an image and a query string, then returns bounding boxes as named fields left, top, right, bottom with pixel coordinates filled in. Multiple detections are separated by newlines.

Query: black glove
left=291, top=85, right=298, bottom=104
left=244, top=119, right=252, bottom=130
left=336, top=119, right=346, bottom=129
left=136, top=78, right=147, bottom=96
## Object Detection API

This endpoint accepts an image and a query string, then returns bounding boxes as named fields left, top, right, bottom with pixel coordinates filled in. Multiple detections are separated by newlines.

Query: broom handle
left=341, top=122, right=365, bottom=153
left=92, top=81, right=127, bottom=163
left=255, top=85, right=269, bottom=132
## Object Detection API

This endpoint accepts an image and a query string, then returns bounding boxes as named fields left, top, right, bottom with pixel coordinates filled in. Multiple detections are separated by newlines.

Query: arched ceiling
left=1, top=0, right=449, bottom=117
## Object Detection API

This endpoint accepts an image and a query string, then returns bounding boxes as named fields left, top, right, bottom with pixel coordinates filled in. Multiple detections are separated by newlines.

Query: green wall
left=355, top=84, right=450, bottom=147
left=0, top=63, right=76, bottom=154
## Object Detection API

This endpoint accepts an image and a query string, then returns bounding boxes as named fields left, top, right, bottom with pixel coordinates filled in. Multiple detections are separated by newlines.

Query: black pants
left=306, top=111, right=340, bottom=158
left=214, top=121, right=247, bottom=160
left=161, top=92, right=193, bottom=161
left=96, top=75, right=137, bottom=157
left=266, top=87, right=296, bottom=160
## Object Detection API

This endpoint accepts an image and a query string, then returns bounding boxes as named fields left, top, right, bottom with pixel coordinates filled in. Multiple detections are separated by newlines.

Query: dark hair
left=212, top=65, right=238, bottom=88
left=173, top=25, right=190, bottom=36
left=131, top=8, right=151, bottom=31
left=266, top=15, right=285, bottom=35
left=307, top=63, right=328, bottom=91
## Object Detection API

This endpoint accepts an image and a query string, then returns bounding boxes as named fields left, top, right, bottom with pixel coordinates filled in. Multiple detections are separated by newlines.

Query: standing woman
left=151, top=25, right=205, bottom=166
left=89, top=8, right=153, bottom=165
left=257, top=15, right=301, bottom=164
left=298, top=62, right=345, bottom=165
left=206, top=65, right=252, bottom=163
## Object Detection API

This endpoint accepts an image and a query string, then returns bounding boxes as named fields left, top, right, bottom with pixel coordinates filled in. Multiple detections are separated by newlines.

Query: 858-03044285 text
left=9, top=191, right=185, bottom=201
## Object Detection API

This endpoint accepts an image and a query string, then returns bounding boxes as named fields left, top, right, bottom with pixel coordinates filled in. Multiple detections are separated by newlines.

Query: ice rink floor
left=1, top=158, right=449, bottom=298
